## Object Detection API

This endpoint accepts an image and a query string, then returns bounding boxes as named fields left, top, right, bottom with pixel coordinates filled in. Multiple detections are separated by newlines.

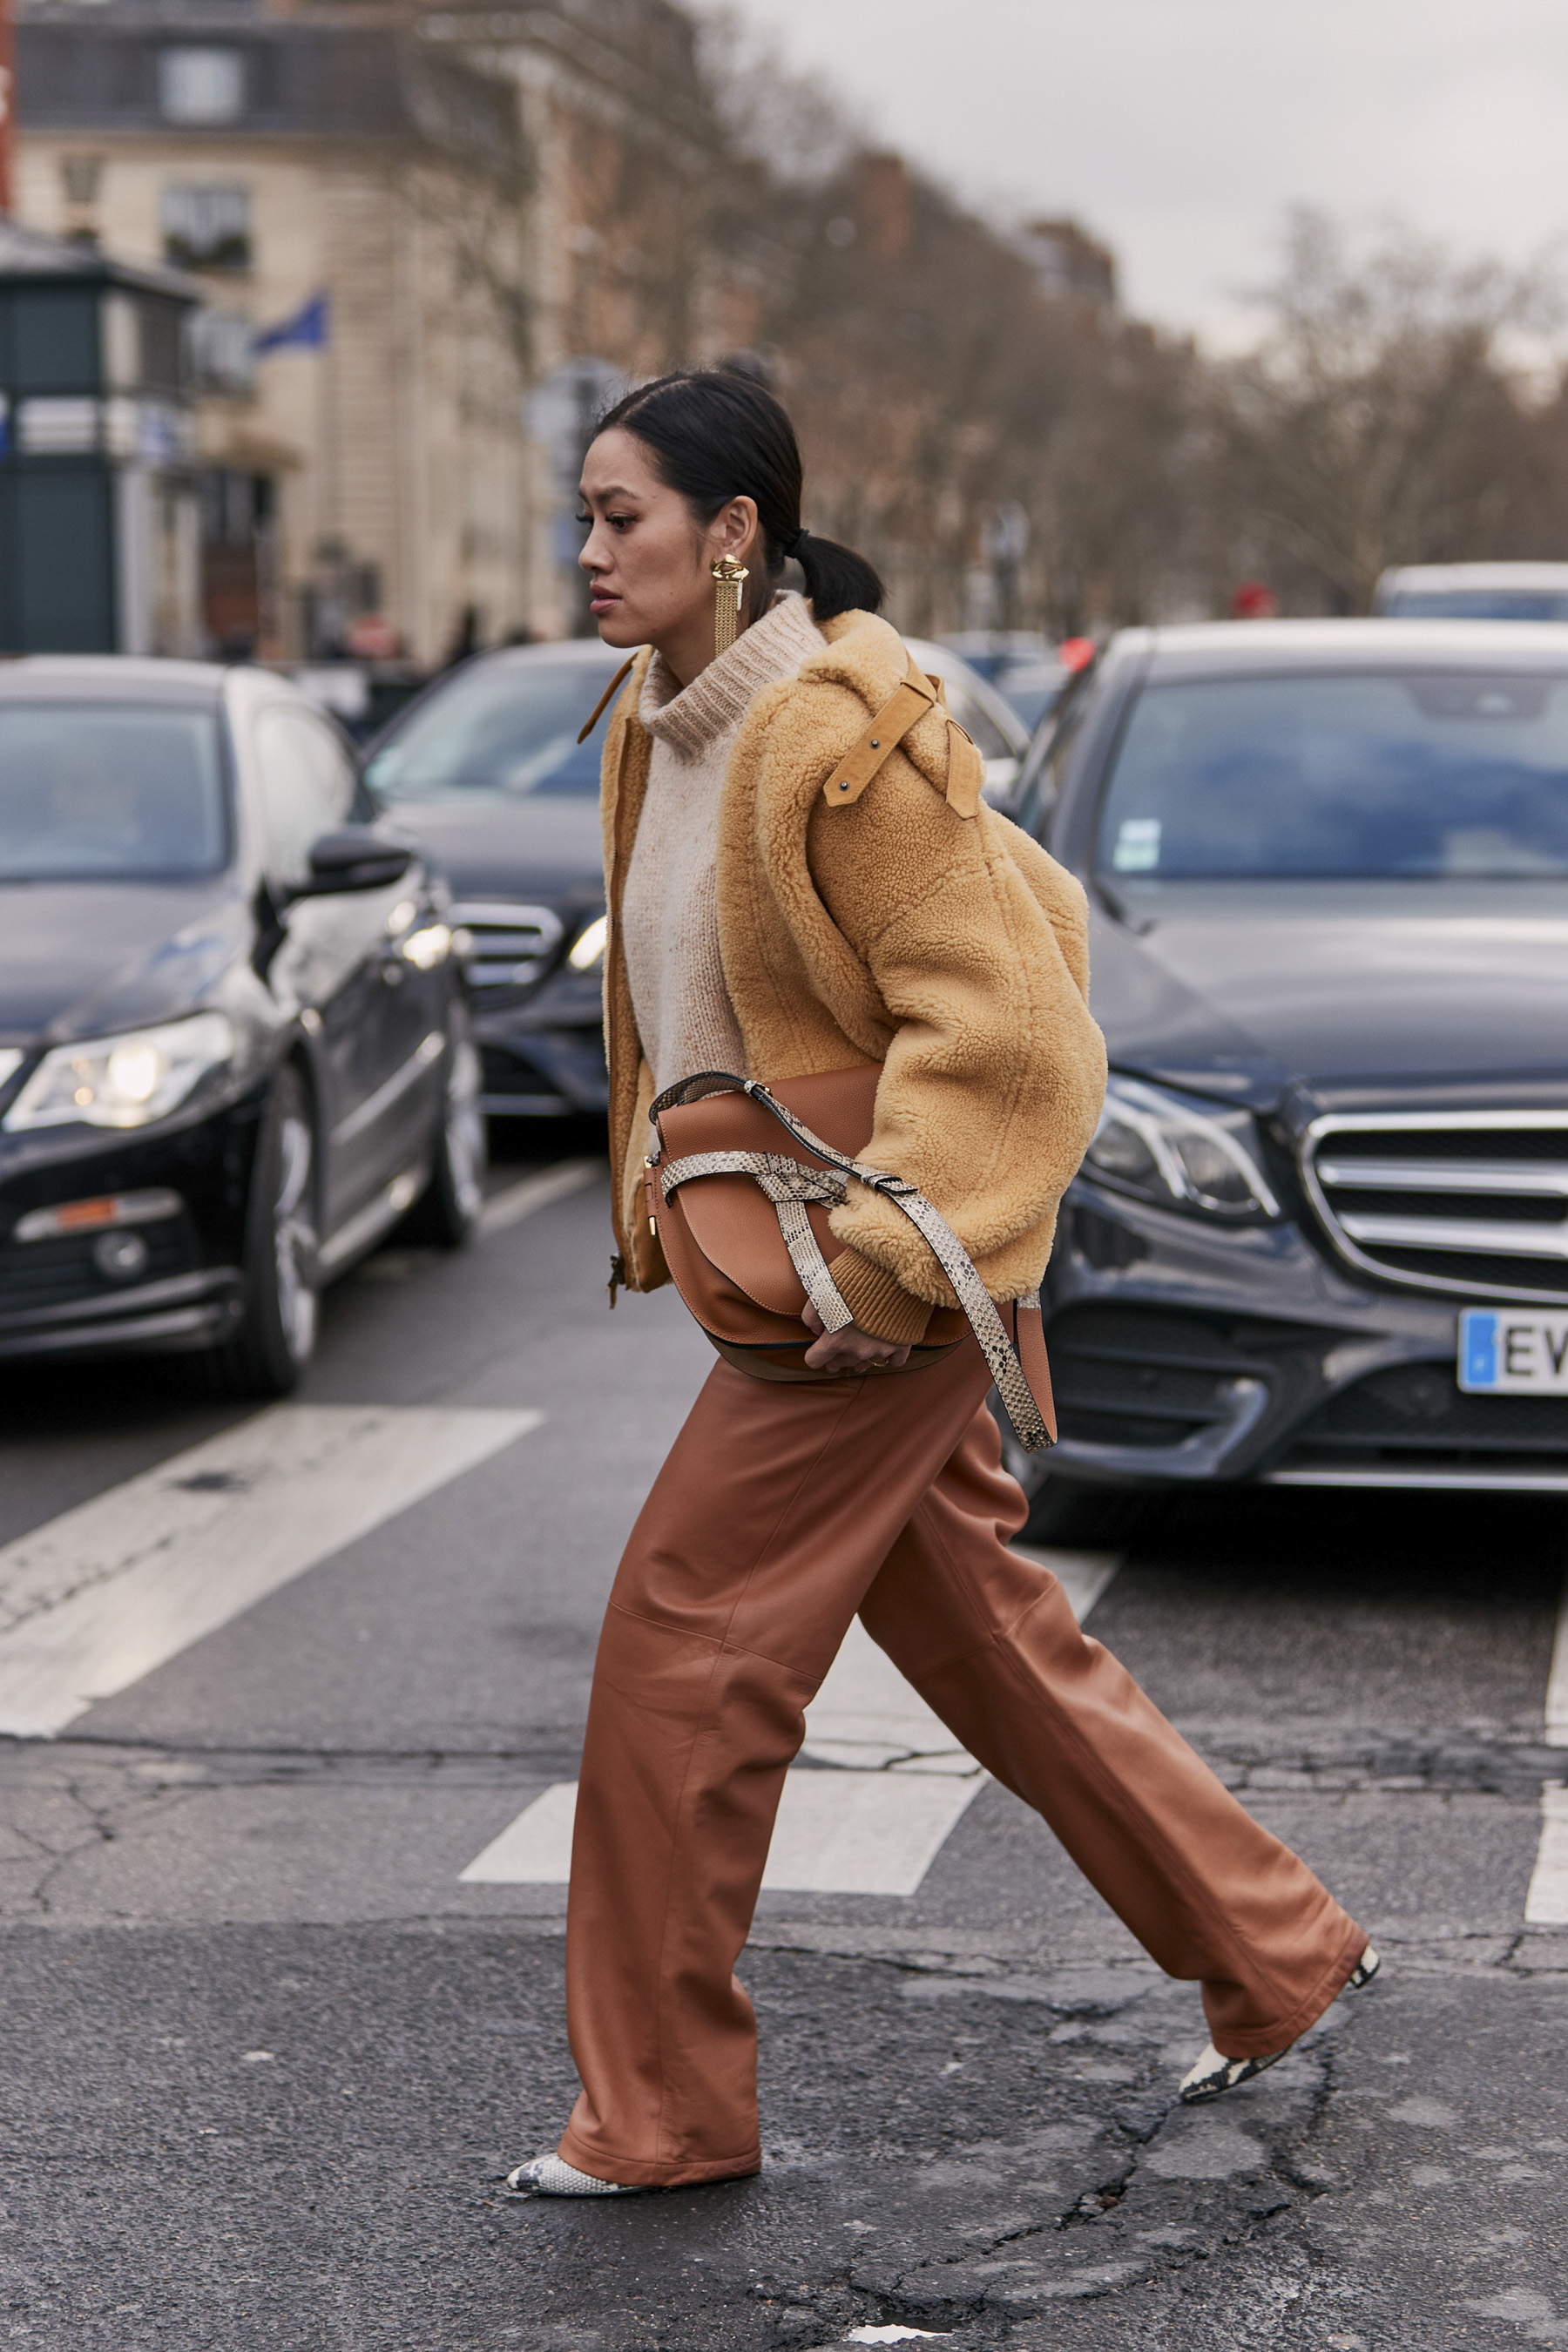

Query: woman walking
left=509, top=370, right=1375, bottom=2197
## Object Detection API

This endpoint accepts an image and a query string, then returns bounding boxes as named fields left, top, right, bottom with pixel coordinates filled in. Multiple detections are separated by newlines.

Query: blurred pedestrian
left=506, top=371, right=1376, bottom=2198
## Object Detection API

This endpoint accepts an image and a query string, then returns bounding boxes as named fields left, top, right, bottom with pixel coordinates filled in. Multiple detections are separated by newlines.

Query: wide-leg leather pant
left=558, top=1344, right=1365, bottom=2188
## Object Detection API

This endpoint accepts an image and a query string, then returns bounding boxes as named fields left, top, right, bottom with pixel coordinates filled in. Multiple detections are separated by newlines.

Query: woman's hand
left=801, top=1303, right=912, bottom=1375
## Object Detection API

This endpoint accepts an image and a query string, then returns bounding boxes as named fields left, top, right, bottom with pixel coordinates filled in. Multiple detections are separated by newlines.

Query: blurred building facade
left=14, top=0, right=730, bottom=659
left=12, top=0, right=1192, bottom=656
left=419, top=0, right=732, bottom=638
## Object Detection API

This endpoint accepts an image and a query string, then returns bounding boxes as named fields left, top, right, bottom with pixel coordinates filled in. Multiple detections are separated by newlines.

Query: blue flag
left=253, top=294, right=328, bottom=355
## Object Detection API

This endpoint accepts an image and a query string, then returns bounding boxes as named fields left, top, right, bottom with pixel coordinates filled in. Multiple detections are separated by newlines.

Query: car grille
left=1301, top=1111, right=1568, bottom=1305
left=449, top=902, right=564, bottom=998
left=1274, top=1358, right=1568, bottom=1484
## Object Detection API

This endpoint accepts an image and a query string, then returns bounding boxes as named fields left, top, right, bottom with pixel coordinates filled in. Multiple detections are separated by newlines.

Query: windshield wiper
left=1094, top=875, right=1155, bottom=935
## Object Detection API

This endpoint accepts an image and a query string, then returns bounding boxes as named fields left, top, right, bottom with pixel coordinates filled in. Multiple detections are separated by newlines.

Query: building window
left=161, top=184, right=250, bottom=274
left=187, top=309, right=255, bottom=398
left=59, top=156, right=103, bottom=208
left=159, top=49, right=245, bottom=126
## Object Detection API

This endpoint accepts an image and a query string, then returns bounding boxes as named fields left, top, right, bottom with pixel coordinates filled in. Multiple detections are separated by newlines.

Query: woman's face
left=578, top=428, right=757, bottom=660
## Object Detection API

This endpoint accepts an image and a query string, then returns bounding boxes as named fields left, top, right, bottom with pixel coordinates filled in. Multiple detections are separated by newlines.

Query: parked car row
left=3, top=584, right=1566, bottom=1536
left=0, top=627, right=1020, bottom=1391
left=352, top=627, right=1036, bottom=1123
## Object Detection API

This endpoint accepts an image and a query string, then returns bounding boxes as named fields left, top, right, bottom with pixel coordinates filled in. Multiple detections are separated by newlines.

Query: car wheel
left=400, top=1011, right=487, bottom=1247
left=213, top=1064, right=321, bottom=1398
left=995, top=1409, right=1150, bottom=1548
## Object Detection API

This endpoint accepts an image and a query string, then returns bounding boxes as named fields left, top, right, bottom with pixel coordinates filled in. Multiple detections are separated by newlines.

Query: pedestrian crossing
left=3, top=1379, right=1564, bottom=1928
left=456, top=1763, right=988, bottom=1896
left=0, top=1404, right=540, bottom=1737
left=457, top=1546, right=1122, bottom=1898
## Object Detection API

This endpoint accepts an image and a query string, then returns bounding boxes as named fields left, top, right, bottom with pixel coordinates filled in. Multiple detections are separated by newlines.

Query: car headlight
left=400, top=923, right=453, bottom=971
left=3, top=1012, right=234, bottom=1133
left=1081, top=1074, right=1280, bottom=1220
left=568, top=914, right=608, bottom=973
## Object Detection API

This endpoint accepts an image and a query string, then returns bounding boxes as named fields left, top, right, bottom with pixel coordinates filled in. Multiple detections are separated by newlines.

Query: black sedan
left=0, top=659, right=483, bottom=1392
left=363, top=640, right=623, bottom=1119
left=1006, top=618, right=1568, bottom=1538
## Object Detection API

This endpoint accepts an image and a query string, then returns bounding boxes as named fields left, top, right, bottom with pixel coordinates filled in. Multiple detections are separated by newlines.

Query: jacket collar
left=804, top=609, right=913, bottom=706
left=639, top=595, right=825, bottom=761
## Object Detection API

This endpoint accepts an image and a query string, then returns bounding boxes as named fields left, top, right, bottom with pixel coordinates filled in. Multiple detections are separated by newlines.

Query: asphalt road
left=1, top=1132, right=1566, bottom=2352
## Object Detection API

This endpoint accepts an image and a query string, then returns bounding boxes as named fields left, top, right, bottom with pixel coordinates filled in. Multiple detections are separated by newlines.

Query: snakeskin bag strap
left=650, top=1071, right=1055, bottom=1455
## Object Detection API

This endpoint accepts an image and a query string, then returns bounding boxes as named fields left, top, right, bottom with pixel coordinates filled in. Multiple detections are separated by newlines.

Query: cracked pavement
left=1, top=1169, right=1565, bottom=2349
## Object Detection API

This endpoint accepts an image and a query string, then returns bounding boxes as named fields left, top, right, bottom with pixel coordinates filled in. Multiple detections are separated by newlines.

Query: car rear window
left=1382, top=589, right=1568, bottom=620
left=0, top=702, right=227, bottom=881
left=366, top=659, right=624, bottom=801
left=1098, top=670, right=1568, bottom=881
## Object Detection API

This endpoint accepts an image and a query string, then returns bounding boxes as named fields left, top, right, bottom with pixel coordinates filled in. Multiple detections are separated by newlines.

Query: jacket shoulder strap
left=577, top=658, right=636, bottom=745
left=819, top=655, right=936, bottom=808
left=819, top=654, right=978, bottom=818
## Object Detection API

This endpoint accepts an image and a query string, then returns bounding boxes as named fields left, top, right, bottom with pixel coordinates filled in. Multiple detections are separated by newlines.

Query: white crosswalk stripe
left=0, top=1403, right=540, bottom=1738
left=459, top=1544, right=1122, bottom=1896
left=1545, top=1569, right=1568, bottom=1750
left=1527, top=1786, right=1568, bottom=1924
left=1527, top=1571, right=1568, bottom=1922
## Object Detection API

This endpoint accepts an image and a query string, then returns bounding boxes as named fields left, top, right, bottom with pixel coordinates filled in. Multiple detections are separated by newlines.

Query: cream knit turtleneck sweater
left=620, top=594, right=825, bottom=1092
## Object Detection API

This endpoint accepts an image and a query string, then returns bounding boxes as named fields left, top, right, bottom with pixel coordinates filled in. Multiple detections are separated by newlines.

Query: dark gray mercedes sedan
left=363, top=641, right=621, bottom=1122
left=1006, top=618, right=1568, bottom=1538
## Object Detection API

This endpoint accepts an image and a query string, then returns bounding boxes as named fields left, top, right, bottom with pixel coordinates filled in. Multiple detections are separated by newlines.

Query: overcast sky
left=716, top=0, right=1568, bottom=347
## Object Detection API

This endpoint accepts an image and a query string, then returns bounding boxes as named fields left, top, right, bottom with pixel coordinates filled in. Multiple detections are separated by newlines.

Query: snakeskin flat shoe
left=504, top=2154, right=645, bottom=2197
left=1178, top=1943, right=1381, bottom=2105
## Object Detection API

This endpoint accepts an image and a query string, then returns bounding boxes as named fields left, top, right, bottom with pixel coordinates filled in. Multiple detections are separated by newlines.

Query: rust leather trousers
left=558, top=1344, right=1365, bottom=2189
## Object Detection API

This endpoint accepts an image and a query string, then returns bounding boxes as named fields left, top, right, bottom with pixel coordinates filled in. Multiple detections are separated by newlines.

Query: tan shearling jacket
left=600, top=608, right=1107, bottom=1344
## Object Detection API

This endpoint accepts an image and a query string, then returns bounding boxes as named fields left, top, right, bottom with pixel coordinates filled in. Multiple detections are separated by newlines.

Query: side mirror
left=296, top=828, right=415, bottom=896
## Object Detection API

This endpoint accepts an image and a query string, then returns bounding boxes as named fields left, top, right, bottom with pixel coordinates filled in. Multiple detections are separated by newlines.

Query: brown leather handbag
left=643, top=1065, right=1056, bottom=1452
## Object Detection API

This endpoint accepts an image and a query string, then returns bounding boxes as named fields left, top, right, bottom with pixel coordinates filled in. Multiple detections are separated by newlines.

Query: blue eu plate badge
left=1458, top=1308, right=1568, bottom=1394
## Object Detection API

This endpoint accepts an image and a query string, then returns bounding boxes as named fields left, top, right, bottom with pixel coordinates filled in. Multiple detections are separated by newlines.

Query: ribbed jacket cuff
left=828, top=1249, right=934, bottom=1345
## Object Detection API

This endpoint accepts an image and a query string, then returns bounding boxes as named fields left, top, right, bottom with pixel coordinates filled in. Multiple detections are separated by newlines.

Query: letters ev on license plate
left=1458, top=1308, right=1568, bottom=1394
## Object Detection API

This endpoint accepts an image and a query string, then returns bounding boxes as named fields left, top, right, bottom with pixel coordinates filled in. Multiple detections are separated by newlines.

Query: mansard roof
left=17, top=1, right=524, bottom=174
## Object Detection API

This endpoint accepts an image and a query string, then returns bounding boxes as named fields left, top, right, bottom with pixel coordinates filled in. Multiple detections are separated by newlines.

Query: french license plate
left=1458, top=1308, right=1568, bottom=1394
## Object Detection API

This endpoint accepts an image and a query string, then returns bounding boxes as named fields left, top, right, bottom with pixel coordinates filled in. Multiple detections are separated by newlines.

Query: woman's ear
left=712, top=496, right=760, bottom=564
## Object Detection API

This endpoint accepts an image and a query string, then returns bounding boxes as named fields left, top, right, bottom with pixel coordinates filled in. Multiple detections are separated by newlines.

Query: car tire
left=995, top=1408, right=1150, bottom=1547
left=399, top=1010, right=487, bottom=1247
left=211, top=1064, right=321, bottom=1398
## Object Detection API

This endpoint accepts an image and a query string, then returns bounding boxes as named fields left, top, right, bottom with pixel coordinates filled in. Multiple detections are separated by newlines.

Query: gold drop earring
left=711, top=556, right=748, bottom=659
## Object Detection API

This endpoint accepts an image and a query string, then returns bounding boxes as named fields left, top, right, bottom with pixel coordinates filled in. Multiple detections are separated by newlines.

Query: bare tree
left=1209, top=208, right=1562, bottom=612
left=708, top=114, right=1200, bottom=635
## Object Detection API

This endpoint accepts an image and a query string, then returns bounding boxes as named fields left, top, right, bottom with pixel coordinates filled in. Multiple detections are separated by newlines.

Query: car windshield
left=1382, top=589, right=1568, bottom=621
left=366, top=659, right=623, bottom=801
left=0, top=702, right=227, bottom=882
left=1098, top=670, right=1568, bottom=882
left=997, top=669, right=1065, bottom=733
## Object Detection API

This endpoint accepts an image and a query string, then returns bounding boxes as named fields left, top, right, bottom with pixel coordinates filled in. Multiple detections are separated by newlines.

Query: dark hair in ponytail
left=593, top=369, right=884, bottom=625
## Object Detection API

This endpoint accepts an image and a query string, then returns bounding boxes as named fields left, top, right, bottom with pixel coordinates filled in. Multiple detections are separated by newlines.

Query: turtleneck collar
left=639, top=595, right=825, bottom=761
